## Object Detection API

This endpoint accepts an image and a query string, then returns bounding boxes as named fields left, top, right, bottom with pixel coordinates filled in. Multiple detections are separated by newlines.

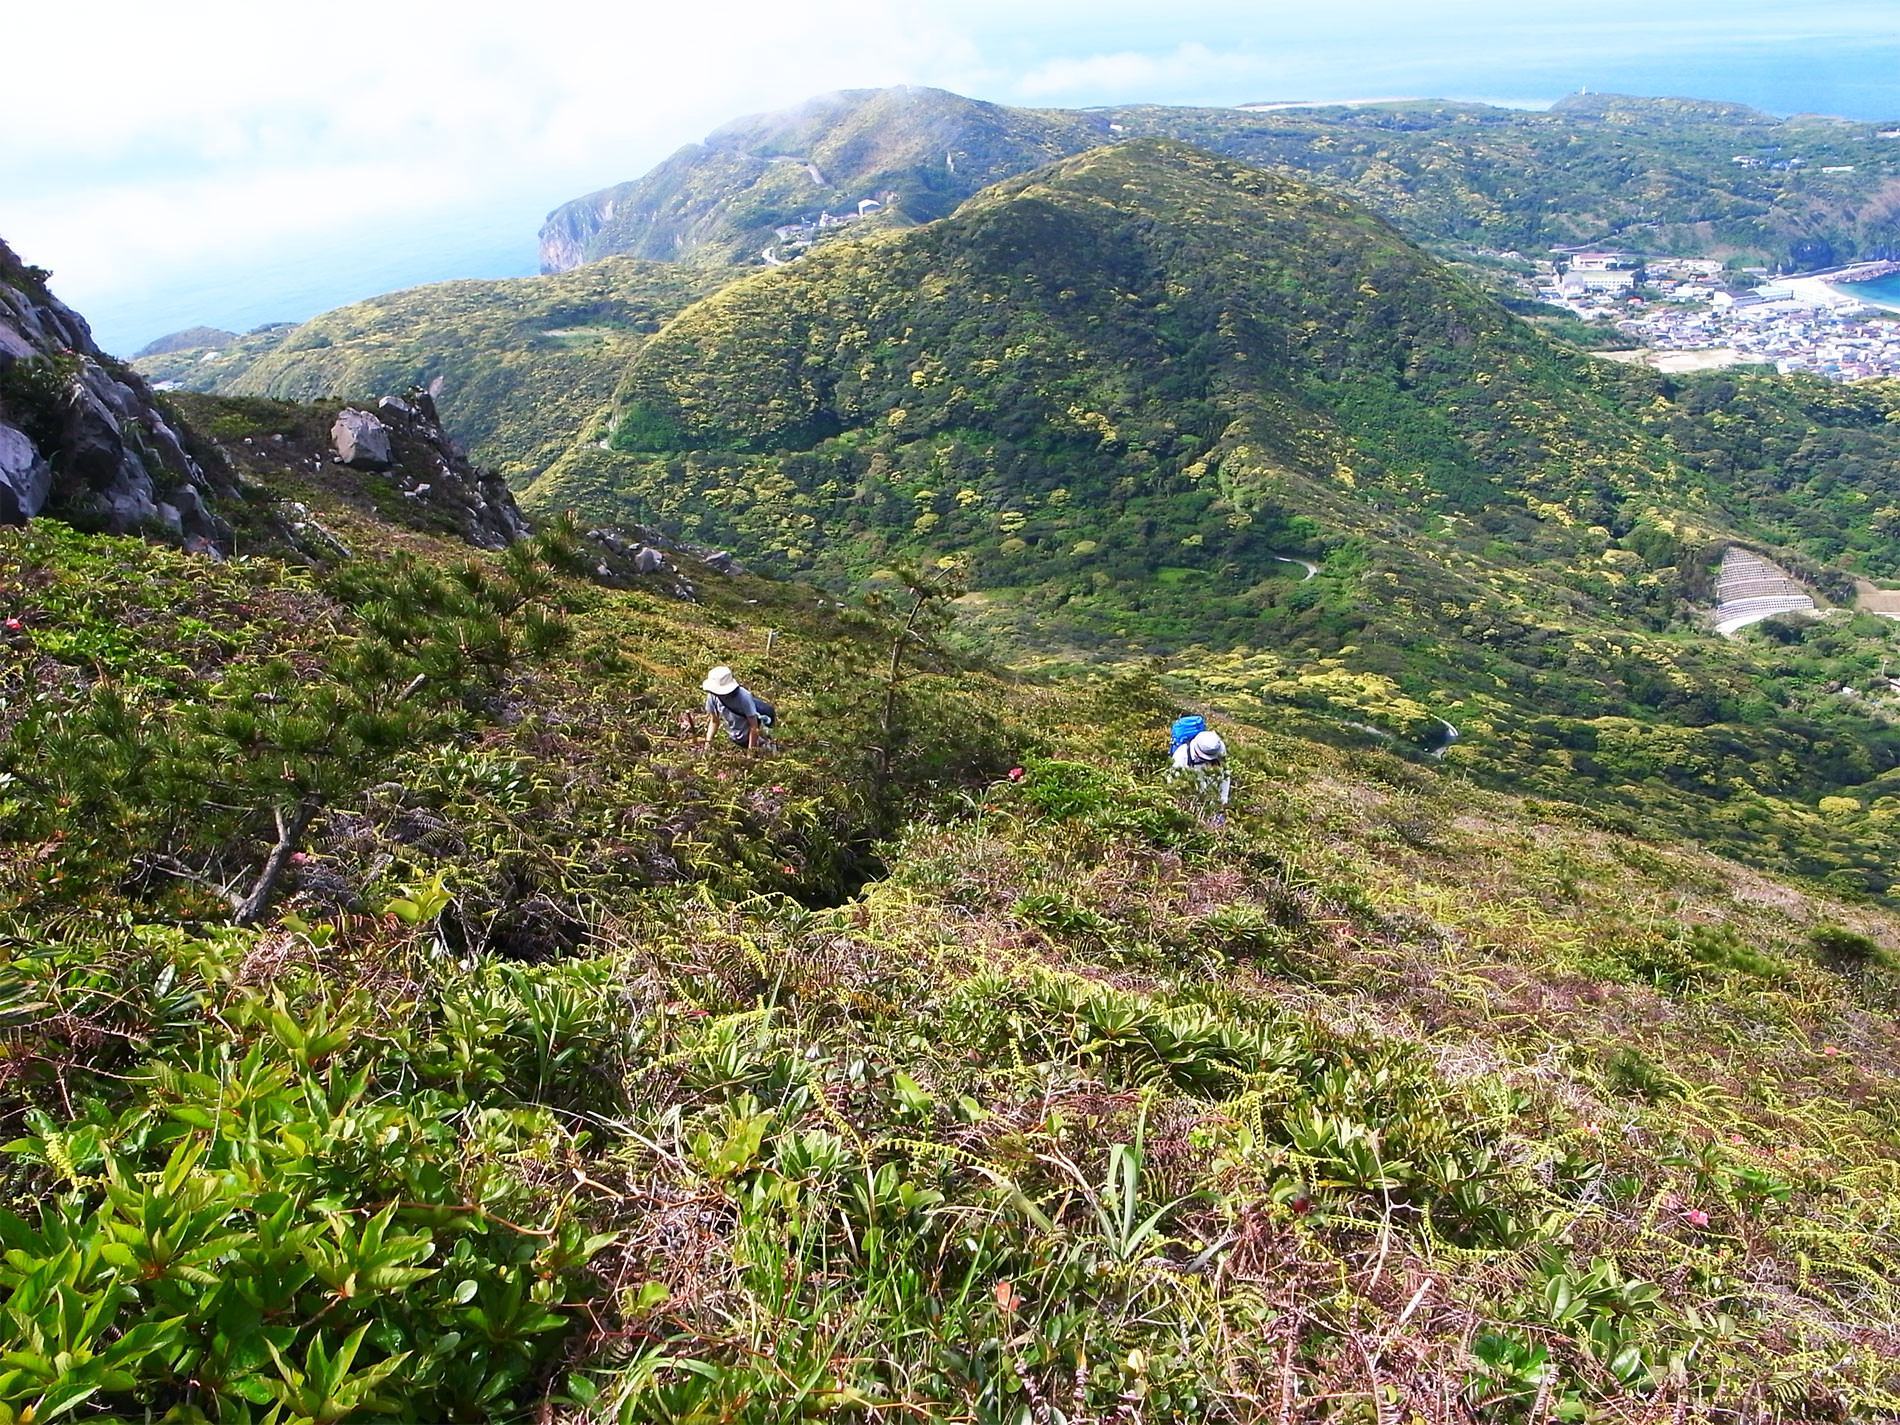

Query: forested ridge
left=539, top=85, right=1900, bottom=275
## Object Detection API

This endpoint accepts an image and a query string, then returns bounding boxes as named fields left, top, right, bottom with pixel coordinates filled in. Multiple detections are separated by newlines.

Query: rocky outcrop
left=367, top=391, right=527, bottom=550
left=0, top=238, right=232, bottom=544
left=537, top=196, right=615, bottom=274
left=0, top=422, right=51, bottom=525
left=579, top=523, right=752, bottom=600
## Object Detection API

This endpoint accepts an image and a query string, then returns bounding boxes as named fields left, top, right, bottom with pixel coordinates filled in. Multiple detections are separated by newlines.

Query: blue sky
left=5, top=0, right=1896, bottom=353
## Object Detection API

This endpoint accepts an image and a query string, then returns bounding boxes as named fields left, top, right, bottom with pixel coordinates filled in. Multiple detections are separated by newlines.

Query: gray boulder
left=332, top=408, right=392, bottom=469
left=633, top=546, right=665, bottom=574
left=0, top=421, right=51, bottom=524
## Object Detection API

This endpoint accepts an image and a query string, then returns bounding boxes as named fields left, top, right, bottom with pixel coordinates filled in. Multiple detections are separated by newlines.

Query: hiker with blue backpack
left=1169, top=714, right=1230, bottom=821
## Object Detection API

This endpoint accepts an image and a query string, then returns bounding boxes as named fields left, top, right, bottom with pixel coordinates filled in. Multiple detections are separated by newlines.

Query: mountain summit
left=539, top=86, right=1114, bottom=271
left=535, top=138, right=1671, bottom=649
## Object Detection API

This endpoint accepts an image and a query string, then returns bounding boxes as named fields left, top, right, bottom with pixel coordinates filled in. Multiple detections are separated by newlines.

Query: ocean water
left=1843, top=273, right=1900, bottom=312
left=65, top=206, right=543, bottom=359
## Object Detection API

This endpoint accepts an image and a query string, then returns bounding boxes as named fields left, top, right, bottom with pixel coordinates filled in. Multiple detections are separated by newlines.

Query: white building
left=1562, top=268, right=1637, bottom=296
left=1567, top=252, right=1639, bottom=272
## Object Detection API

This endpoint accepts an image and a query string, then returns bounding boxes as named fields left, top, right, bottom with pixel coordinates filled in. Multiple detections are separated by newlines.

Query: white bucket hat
left=1190, top=730, right=1227, bottom=761
left=702, top=665, right=740, bottom=695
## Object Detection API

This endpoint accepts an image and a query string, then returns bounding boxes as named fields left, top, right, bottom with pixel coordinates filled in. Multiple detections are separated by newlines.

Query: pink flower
left=770, top=785, right=784, bottom=793
left=782, top=865, right=795, bottom=874
left=1685, top=1209, right=1710, bottom=1228
left=1823, top=1045, right=1841, bottom=1056
left=1007, top=767, right=1025, bottom=781
left=1583, top=1122, right=1600, bottom=1136
left=715, top=771, right=728, bottom=780
left=289, top=852, right=309, bottom=865
left=3, top=619, right=19, bottom=631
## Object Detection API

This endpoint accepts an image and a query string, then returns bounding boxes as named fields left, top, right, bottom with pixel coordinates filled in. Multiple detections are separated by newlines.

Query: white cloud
left=5, top=0, right=965, bottom=178
left=1010, top=43, right=1264, bottom=102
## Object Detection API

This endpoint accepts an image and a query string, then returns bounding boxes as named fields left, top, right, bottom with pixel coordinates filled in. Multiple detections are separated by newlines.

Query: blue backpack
left=1169, top=715, right=1206, bottom=753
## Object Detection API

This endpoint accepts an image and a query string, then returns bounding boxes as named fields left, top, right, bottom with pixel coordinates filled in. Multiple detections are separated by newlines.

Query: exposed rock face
left=0, top=422, right=51, bottom=525
left=331, top=408, right=393, bottom=469
left=368, top=389, right=527, bottom=550
left=0, top=238, right=232, bottom=543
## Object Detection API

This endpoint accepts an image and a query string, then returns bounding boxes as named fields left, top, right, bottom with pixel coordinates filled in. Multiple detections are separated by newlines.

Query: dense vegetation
left=15, top=100, right=1900, bottom=1423
left=142, top=88, right=1899, bottom=503
left=1623, top=367, right=1900, bottom=573
left=519, top=142, right=1900, bottom=897
left=544, top=142, right=1676, bottom=612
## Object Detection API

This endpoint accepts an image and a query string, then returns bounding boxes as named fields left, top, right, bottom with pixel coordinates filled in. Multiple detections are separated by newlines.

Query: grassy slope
left=4, top=416, right=1900, bottom=1416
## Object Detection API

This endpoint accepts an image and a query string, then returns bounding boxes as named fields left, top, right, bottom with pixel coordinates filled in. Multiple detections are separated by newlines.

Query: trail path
left=1274, top=556, right=1318, bottom=580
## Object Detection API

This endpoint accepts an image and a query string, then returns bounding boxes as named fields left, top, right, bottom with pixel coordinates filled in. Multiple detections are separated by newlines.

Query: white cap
left=702, top=666, right=740, bottom=695
left=1190, top=730, right=1226, bottom=761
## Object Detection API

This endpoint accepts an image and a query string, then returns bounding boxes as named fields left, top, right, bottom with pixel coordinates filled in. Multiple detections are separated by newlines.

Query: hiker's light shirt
left=1171, top=741, right=1231, bottom=805
left=706, top=687, right=764, bottom=744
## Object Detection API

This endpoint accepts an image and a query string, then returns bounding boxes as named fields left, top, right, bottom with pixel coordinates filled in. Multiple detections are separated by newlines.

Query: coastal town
left=1532, top=250, right=1900, bottom=381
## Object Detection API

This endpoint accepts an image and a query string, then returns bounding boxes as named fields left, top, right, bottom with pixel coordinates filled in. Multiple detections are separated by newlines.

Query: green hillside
left=5, top=396, right=1900, bottom=1419
left=549, top=141, right=1675, bottom=598
left=141, top=86, right=1899, bottom=502
left=543, top=86, right=1900, bottom=275
left=133, top=260, right=733, bottom=482
left=524, top=140, right=1900, bottom=898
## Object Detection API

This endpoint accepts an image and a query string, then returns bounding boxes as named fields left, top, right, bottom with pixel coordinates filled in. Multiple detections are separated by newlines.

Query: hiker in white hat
left=1170, top=726, right=1231, bottom=819
left=702, top=666, right=777, bottom=751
